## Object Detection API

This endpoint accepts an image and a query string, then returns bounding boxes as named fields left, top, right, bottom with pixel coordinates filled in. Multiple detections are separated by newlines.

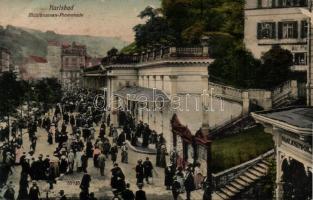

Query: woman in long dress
left=194, top=162, right=204, bottom=189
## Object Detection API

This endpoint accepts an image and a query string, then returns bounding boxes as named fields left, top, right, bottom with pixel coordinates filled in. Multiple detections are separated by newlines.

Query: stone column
left=169, top=75, right=178, bottom=95
left=203, top=46, right=209, bottom=57
left=201, top=76, right=210, bottom=135
left=263, top=91, right=273, bottom=110
left=273, top=126, right=283, bottom=200
left=290, top=80, right=298, bottom=99
left=307, top=17, right=313, bottom=106
left=242, top=91, right=250, bottom=115
left=169, top=47, right=176, bottom=57
left=111, top=96, right=119, bottom=127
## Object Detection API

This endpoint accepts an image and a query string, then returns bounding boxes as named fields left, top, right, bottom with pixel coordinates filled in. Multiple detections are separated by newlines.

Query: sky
left=0, top=0, right=160, bottom=42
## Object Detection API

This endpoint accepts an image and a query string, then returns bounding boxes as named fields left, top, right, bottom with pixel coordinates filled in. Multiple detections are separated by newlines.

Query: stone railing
left=208, top=82, right=243, bottom=102
left=212, top=149, right=274, bottom=190
left=101, top=46, right=210, bottom=66
left=209, top=80, right=299, bottom=112
left=272, top=80, right=298, bottom=107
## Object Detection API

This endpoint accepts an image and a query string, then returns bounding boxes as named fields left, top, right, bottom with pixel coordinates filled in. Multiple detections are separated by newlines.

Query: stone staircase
left=213, top=159, right=270, bottom=200
left=179, top=153, right=273, bottom=200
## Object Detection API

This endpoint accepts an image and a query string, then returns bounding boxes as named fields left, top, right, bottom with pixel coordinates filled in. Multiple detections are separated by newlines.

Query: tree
left=0, top=72, right=25, bottom=140
left=209, top=47, right=261, bottom=88
left=107, top=47, right=118, bottom=57
left=133, top=6, right=176, bottom=49
left=258, top=45, right=293, bottom=89
left=34, top=78, right=62, bottom=112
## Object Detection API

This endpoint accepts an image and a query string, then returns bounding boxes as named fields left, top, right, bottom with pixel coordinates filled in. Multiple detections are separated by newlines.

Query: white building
left=244, top=0, right=311, bottom=72
left=47, top=41, right=62, bottom=78
left=22, top=55, right=54, bottom=80
left=84, top=46, right=243, bottom=173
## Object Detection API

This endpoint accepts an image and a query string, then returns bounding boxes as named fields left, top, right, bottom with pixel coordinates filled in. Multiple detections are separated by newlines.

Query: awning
left=113, top=86, right=170, bottom=102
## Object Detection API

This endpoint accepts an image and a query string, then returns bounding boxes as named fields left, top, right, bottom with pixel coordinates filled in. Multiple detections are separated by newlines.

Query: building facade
left=60, top=42, right=87, bottom=89
left=83, top=47, right=245, bottom=174
left=252, top=108, right=312, bottom=200
left=47, top=41, right=62, bottom=78
left=245, top=0, right=311, bottom=72
left=0, top=47, right=11, bottom=73
left=22, top=55, right=54, bottom=80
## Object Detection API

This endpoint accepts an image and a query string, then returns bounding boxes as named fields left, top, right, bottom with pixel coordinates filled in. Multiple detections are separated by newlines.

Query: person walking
left=143, top=157, right=153, bottom=184
left=80, top=172, right=91, bottom=194
left=135, top=183, right=146, bottom=200
left=111, top=163, right=125, bottom=192
left=121, top=183, right=135, bottom=200
left=67, top=149, right=75, bottom=174
left=121, top=143, right=128, bottom=163
left=17, top=173, right=29, bottom=200
left=172, top=177, right=181, bottom=200
left=59, top=190, right=67, bottom=200
left=29, top=181, right=40, bottom=200
left=81, top=151, right=88, bottom=173
left=110, top=144, right=118, bottom=163
left=93, top=146, right=101, bottom=168
left=164, top=164, right=174, bottom=190
left=97, top=151, right=106, bottom=176
left=135, top=160, right=144, bottom=186
left=184, top=165, right=195, bottom=200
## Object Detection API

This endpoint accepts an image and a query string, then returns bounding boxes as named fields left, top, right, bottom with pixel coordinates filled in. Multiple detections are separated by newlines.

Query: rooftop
left=29, top=55, right=47, bottom=63
left=252, top=107, right=313, bottom=135
left=260, top=108, right=313, bottom=129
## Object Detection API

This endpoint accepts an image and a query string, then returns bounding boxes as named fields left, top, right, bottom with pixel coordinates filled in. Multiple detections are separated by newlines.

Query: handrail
left=212, top=149, right=274, bottom=189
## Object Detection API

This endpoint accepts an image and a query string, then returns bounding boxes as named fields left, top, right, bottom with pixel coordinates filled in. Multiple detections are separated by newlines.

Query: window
left=258, top=0, right=275, bottom=8
left=257, top=22, right=276, bottom=39
left=278, top=0, right=307, bottom=7
left=301, top=20, right=308, bottom=38
left=278, top=21, right=298, bottom=39
left=294, top=53, right=307, bottom=65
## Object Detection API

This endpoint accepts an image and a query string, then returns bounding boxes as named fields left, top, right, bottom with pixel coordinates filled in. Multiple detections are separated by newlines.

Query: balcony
left=101, top=46, right=210, bottom=66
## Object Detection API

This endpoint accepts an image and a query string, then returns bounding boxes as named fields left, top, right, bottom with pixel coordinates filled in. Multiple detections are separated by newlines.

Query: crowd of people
left=0, top=88, right=207, bottom=200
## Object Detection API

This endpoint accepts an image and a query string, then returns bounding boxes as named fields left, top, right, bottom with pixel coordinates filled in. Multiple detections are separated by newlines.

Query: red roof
left=29, top=55, right=47, bottom=63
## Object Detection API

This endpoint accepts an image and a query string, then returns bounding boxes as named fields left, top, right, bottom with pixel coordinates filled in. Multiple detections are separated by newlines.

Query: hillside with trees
left=0, top=25, right=129, bottom=65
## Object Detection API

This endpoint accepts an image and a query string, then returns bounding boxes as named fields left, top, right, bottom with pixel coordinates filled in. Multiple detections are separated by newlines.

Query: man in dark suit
left=135, top=183, right=146, bottom=200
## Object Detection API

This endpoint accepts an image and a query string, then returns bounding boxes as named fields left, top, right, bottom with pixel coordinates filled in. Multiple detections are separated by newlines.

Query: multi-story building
left=47, top=41, right=62, bottom=78
left=245, top=0, right=311, bottom=72
left=22, top=55, right=54, bottom=80
left=0, top=47, right=11, bottom=73
left=60, top=42, right=87, bottom=89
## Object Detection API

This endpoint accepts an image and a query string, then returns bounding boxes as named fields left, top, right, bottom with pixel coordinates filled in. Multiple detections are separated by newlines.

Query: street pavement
left=2, top=112, right=173, bottom=200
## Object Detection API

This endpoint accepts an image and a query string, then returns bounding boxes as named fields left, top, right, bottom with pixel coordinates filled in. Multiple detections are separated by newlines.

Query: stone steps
left=211, top=159, right=271, bottom=200
left=178, top=158, right=272, bottom=200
